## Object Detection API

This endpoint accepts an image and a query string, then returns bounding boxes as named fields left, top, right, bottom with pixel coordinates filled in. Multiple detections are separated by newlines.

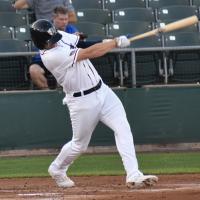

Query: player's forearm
left=13, top=0, right=29, bottom=9
left=77, top=40, right=117, bottom=61
left=92, top=40, right=117, bottom=57
left=77, top=40, right=102, bottom=49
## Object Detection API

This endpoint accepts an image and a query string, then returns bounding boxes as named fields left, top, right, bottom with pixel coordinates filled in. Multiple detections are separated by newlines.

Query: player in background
left=30, top=19, right=158, bottom=189
left=13, top=0, right=77, bottom=23
left=30, top=6, right=79, bottom=89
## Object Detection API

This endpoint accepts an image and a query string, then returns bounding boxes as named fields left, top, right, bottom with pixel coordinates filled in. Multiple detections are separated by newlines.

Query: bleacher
left=1, top=0, right=200, bottom=90
left=0, top=0, right=32, bottom=90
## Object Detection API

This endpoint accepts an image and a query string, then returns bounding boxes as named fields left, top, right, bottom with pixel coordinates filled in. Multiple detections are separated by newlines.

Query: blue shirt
left=33, top=24, right=78, bottom=62
left=65, top=24, right=78, bottom=33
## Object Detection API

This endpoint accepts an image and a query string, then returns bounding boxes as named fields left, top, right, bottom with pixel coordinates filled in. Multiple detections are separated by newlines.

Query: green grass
left=0, top=152, right=200, bottom=178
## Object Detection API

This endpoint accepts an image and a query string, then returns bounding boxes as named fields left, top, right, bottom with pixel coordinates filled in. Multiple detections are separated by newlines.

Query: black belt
left=73, top=80, right=102, bottom=97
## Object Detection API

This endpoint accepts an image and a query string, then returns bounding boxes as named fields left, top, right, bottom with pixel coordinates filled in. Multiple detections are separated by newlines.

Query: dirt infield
left=0, top=174, right=200, bottom=200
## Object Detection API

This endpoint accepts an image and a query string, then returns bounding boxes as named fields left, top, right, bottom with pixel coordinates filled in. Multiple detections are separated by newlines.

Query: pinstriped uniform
left=41, top=31, right=142, bottom=182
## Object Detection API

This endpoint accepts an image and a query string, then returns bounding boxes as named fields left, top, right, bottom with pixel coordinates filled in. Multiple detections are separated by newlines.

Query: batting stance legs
left=48, top=83, right=158, bottom=188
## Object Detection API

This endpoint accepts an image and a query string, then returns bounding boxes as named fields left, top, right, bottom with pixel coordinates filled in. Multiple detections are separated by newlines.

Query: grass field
left=0, top=152, right=200, bottom=178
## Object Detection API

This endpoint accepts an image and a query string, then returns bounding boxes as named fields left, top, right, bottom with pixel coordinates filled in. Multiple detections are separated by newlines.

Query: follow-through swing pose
left=30, top=19, right=158, bottom=189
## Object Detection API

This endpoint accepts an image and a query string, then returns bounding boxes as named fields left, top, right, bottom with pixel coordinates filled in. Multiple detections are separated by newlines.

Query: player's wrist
left=115, top=36, right=130, bottom=48
left=113, top=38, right=118, bottom=47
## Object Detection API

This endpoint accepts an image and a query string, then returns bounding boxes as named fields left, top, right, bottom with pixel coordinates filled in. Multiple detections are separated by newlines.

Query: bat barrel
left=129, top=15, right=199, bottom=43
left=161, top=15, right=198, bottom=33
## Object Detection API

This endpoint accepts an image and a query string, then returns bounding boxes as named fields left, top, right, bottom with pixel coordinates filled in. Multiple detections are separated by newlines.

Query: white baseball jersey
left=40, top=31, right=101, bottom=94
left=43, top=31, right=142, bottom=184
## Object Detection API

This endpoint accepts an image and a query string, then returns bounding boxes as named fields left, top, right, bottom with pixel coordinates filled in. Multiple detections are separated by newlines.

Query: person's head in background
left=53, top=6, right=69, bottom=31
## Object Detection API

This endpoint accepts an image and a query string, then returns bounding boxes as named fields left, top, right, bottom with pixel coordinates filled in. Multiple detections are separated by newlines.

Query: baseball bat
left=129, top=15, right=199, bottom=42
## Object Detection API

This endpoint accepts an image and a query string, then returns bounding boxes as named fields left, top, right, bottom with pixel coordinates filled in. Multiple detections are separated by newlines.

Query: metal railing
left=1, top=45, right=200, bottom=90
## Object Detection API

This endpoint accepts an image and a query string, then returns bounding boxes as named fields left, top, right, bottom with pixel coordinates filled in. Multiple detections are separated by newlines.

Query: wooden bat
left=129, top=15, right=199, bottom=42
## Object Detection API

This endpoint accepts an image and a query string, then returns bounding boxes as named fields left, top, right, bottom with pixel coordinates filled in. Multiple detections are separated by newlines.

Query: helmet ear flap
left=30, top=28, right=49, bottom=49
left=30, top=19, right=62, bottom=50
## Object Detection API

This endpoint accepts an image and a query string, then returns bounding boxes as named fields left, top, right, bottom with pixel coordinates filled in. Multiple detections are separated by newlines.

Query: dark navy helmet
left=30, top=19, right=62, bottom=50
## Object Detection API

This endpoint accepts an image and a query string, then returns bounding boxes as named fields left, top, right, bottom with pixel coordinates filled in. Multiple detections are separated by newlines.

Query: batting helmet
left=30, top=19, right=62, bottom=50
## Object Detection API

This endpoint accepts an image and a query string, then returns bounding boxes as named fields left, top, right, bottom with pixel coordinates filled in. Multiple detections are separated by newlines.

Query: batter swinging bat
left=129, top=15, right=199, bottom=42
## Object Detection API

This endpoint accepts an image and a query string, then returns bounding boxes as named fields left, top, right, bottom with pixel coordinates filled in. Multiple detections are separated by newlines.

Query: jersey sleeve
left=59, top=31, right=79, bottom=46
left=41, top=32, right=80, bottom=73
left=41, top=46, right=79, bottom=71
left=67, top=32, right=79, bottom=46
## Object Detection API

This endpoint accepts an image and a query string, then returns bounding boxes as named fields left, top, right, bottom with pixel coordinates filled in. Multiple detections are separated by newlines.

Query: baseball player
left=29, top=6, right=79, bottom=89
left=30, top=19, right=158, bottom=189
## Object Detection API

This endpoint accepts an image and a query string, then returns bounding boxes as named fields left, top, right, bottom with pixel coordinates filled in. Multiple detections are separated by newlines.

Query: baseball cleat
left=126, top=175, right=158, bottom=189
left=48, top=165, right=75, bottom=188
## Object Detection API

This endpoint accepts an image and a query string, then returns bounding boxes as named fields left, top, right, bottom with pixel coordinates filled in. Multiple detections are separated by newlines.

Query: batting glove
left=115, top=36, right=130, bottom=48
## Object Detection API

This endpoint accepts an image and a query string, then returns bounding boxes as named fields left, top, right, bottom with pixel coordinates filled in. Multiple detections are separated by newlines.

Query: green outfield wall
left=0, top=87, right=200, bottom=150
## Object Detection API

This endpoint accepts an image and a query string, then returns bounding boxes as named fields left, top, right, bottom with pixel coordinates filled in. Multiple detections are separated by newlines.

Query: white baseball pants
left=50, top=83, right=142, bottom=182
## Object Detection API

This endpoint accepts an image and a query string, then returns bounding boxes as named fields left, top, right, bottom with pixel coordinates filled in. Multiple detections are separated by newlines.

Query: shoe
left=48, top=164, right=75, bottom=188
left=126, top=175, right=158, bottom=189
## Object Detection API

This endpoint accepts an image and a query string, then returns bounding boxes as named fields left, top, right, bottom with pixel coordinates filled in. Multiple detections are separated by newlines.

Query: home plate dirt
left=0, top=174, right=200, bottom=200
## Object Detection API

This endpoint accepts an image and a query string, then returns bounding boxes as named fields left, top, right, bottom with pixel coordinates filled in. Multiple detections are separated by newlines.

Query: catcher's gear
left=30, top=19, right=62, bottom=50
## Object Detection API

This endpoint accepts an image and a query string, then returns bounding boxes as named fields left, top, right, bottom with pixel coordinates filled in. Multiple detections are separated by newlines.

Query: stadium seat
left=0, top=57, right=30, bottom=90
left=148, top=0, right=190, bottom=9
left=113, top=7, right=155, bottom=23
left=130, top=35, right=162, bottom=48
left=15, top=25, right=31, bottom=41
left=104, top=0, right=146, bottom=10
left=16, top=8, right=36, bottom=24
left=123, top=35, right=163, bottom=87
left=155, top=20, right=199, bottom=33
left=164, top=32, right=200, bottom=83
left=123, top=52, right=163, bottom=87
left=193, top=0, right=200, bottom=6
left=157, top=6, right=198, bottom=21
left=75, top=22, right=106, bottom=41
left=0, top=12, right=27, bottom=27
left=76, top=9, right=112, bottom=24
left=164, top=32, right=200, bottom=47
left=0, top=39, right=30, bottom=90
left=0, top=26, right=13, bottom=39
left=0, top=39, right=28, bottom=52
left=108, top=21, right=152, bottom=37
left=73, top=0, right=103, bottom=9
left=0, top=1, right=16, bottom=12
left=91, top=54, right=121, bottom=87
left=15, top=8, right=36, bottom=24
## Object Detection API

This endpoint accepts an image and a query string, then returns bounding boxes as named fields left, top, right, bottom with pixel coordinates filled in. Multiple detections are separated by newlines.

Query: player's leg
left=100, top=86, right=158, bottom=188
left=48, top=94, right=100, bottom=187
left=29, top=62, right=48, bottom=89
left=100, top=87, right=141, bottom=178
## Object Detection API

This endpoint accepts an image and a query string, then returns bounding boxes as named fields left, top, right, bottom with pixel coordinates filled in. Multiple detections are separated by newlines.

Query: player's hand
left=115, top=36, right=130, bottom=48
left=74, top=32, right=88, bottom=40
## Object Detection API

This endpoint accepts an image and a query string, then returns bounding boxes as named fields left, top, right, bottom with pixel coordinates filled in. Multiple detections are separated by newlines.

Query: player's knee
left=29, top=64, right=44, bottom=78
left=113, top=119, right=131, bottom=134
left=71, top=141, right=88, bottom=153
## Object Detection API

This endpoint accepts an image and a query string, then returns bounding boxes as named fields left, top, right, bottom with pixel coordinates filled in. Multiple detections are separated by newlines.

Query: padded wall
left=0, top=87, right=200, bottom=150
